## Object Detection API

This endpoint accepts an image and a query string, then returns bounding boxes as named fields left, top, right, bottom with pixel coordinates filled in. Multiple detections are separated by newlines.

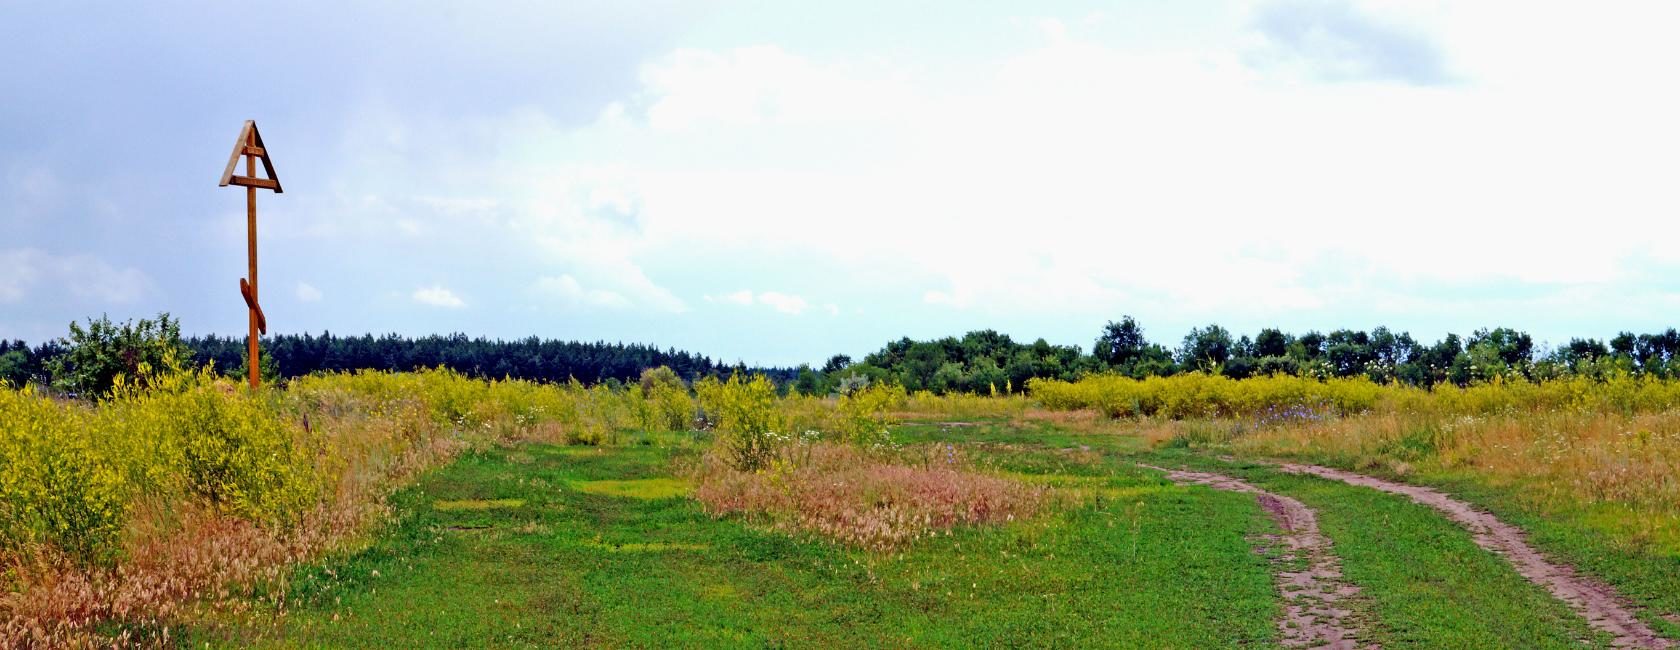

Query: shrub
left=903, top=390, right=1032, bottom=420
left=695, top=373, right=785, bottom=470
left=1032, top=373, right=1379, bottom=419
left=0, top=348, right=31, bottom=386
left=834, top=381, right=907, bottom=446
left=0, top=387, right=128, bottom=562
left=46, top=313, right=191, bottom=397
left=636, top=366, right=694, bottom=432
left=1031, top=371, right=1680, bottom=421
left=0, top=361, right=325, bottom=564
left=109, top=366, right=324, bottom=524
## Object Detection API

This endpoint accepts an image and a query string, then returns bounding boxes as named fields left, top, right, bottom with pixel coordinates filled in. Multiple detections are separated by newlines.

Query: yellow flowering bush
left=834, top=381, right=907, bottom=446
left=634, top=367, right=695, bottom=432
left=0, top=387, right=128, bottom=562
left=695, top=373, right=786, bottom=470
left=110, top=369, right=324, bottom=524
left=1033, top=373, right=1382, bottom=418
left=1, top=362, right=325, bottom=563
left=1031, top=371, right=1680, bottom=420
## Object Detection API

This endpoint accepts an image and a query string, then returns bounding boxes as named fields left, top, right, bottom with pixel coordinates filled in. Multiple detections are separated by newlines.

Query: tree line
left=185, top=331, right=763, bottom=385
left=794, top=317, right=1680, bottom=394
left=0, top=315, right=789, bottom=395
left=4, top=314, right=1678, bottom=397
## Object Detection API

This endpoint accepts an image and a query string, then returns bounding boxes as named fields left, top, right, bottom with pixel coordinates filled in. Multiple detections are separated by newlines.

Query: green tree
left=1177, top=324, right=1234, bottom=373
left=1290, top=331, right=1326, bottom=362
left=1094, top=316, right=1149, bottom=368
left=900, top=341, right=949, bottom=392
left=930, top=361, right=965, bottom=394
left=1466, top=327, right=1534, bottom=380
left=1253, top=328, right=1290, bottom=358
left=963, top=357, right=1007, bottom=394
left=0, top=349, right=29, bottom=386
left=960, top=329, right=1014, bottom=366
left=792, top=364, right=823, bottom=396
left=46, top=313, right=190, bottom=397
left=233, top=343, right=282, bottom=385
left=1324, top=329, right=1374, bottom=377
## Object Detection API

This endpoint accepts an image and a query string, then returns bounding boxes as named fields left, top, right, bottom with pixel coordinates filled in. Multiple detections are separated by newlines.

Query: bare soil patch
left=1280, top=463, right=1675, bottom=649
left=1142, top=464, right=1374, bottom=649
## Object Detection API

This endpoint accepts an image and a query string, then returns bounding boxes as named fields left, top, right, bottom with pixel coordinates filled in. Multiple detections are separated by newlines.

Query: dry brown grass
left=893, top=391, right=1032, bottom=422
left=1232, top=410, right=1680, bottom=520
left=693, top=443, right=1047, bottom=550
left=1012, top=395, right=1680, bottom=555
left=1010, top=408, right=1142, bottom=435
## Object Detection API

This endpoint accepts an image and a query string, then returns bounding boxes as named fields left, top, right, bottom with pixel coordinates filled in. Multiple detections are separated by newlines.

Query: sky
left=3, top=1, right=1679, bottom=367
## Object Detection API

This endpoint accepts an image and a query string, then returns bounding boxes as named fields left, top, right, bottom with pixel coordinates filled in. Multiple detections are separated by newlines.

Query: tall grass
left=1031, top=372, right=1680, bottom=419
left=1036, top=372, right=1680, bottom=558
left=1031, top=373, right=1382, bottom=418
left=1, top=365, right=322, bottom=565
left=1214, top=411, right=1680, bottom=549
left=1, top=366, right=704, bottom=644
left=2, top=365, right=979, bottom=644
left=33, top=366, right=1678, bottom=643
left=900, top=390, right=1031, bottom=421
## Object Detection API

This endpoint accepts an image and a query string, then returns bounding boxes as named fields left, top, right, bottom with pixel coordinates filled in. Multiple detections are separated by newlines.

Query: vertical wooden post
left=246, top=130, right=260, bottom=389
left=219, top=120, right=280, bottom=389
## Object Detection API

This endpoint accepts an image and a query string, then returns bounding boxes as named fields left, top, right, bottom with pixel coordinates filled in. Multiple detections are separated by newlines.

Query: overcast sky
left=3, top=1, right=1678, bottom=366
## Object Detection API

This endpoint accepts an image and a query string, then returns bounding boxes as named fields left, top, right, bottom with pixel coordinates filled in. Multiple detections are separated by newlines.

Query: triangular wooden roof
left=218, top=120, right=282, bottom=193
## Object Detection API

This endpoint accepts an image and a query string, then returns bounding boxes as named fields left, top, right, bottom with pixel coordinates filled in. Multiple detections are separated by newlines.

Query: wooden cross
left=218, top=120, right=283, bottom=388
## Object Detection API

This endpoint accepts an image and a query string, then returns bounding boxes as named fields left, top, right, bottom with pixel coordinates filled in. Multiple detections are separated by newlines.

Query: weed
left=693, top=443, right=1045, bottom=550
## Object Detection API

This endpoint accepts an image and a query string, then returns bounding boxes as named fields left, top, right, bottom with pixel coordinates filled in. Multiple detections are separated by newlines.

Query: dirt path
left=1141, top=465, right=1374, bottom=649
left=1279, top=463, right=1674, bottom=649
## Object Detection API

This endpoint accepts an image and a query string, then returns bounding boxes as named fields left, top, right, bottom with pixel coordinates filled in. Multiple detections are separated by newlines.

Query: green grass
left=1134, top=451, right=1611, bottom=648
left=903, top=421, right=1623, bottom=648
left=1214, top=435, right=1680, bottom=641
left=198, top=433, right=1281, bottom=648
left=1303, top=463, right=1680, bottom=641
left=1452, top=481, right=1680, bottom=640
left=188, top=418, right=1652, bottom=648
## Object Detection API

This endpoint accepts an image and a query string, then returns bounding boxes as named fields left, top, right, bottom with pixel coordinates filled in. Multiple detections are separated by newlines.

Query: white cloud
left=0, top=248, right=151, bottom=304
left=296, top=282, right=323, bottom=302
left=713, top=290, right=754, bottom=306
left=535, top=274, right=631, bottom=309
left=757, top=291, right=808, bottom=315
left=0, top=251, right=39, bottom=303
left=707, top=289, right=812, bottom=315
left=225, top=5, right=1680, bottom=347
left=558, top=12, right=1679, bottom=325
left=412, top=285, right=465, bottom=309
left=636, top=45, right=920, bottom=131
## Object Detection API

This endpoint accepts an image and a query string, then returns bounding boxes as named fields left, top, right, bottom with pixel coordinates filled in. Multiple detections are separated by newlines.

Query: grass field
left=188, top=419, right=1652, bottom=648
left=8, top=370, right=1680, bottom=647
left=208, top=431, right=1284, bottom=647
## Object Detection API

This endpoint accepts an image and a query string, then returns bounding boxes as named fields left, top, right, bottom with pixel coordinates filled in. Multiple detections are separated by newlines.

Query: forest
left=3, top=314, right=1678, bottom=396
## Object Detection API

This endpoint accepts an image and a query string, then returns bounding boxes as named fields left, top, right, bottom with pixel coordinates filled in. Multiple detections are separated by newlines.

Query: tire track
left=1141, top=464, right=1375, bottom=649
left=1278, top=463, right=1674, bottom=649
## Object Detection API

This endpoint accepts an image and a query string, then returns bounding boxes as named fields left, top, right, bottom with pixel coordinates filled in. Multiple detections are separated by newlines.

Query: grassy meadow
left=4, top=367, right=1680, bottom=646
